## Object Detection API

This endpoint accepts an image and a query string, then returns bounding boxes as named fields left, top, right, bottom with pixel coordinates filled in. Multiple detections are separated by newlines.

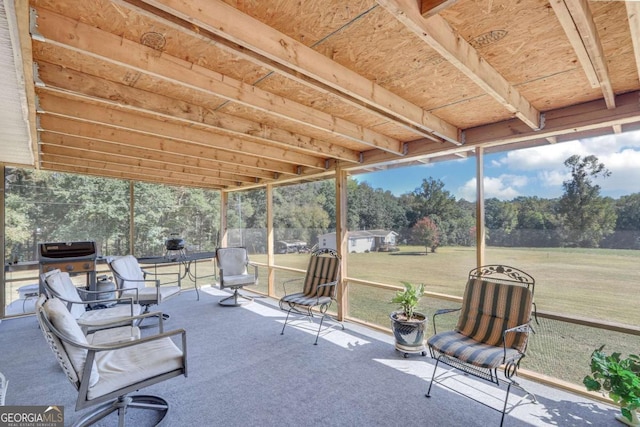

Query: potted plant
left=583, top=345, right=640, bottom=426
left=389, top=281, right=427, bottom=358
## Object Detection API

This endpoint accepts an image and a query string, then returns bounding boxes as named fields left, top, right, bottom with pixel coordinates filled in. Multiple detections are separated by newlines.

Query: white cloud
left=458, top=174, right=528, bottom=201
left=488, top=129, right=640, bottom=198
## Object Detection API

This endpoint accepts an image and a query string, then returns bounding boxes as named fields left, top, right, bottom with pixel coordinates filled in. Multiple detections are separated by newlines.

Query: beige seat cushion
left=88, top=337, right=183, bottom=400
left=44, top=298, right=100, bottom=387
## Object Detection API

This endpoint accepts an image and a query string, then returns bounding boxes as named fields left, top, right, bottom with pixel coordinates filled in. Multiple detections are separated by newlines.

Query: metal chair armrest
left=502, top=323, right=531, bottom=361
left=282, top=277, right=303, bottom=295
left=431, top=307, right=461, bottom=334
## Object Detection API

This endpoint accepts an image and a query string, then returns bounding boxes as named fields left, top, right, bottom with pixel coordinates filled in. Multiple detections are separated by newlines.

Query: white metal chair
left=35, top=295, right=187, bottom=426
left=107, top=255, right=181, bottom=318
left=215, top=247, right=258, bottom=306
left=41, top=269, right=143, bottom=333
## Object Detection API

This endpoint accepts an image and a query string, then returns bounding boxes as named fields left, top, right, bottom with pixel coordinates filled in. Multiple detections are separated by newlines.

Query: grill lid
left=165, top=235, right=185, bottom=251
left=39, top=241, right=97, bottom=260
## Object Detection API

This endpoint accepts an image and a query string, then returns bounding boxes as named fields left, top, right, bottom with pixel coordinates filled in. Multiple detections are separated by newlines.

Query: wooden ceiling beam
left=35, top=61, right=361, bottom=164
left=549, top=0, right=615, bottom=108
left=376, top=0, right=542, bottom=130
left=357, top=91, right=640, bottom=167
left=39, top=131, right=274, bottom=182
left=124, top=0, right=459, bottom=144
left=40, top=151, right=237, bottom=187
left=32, top=7, right=403, bottom=155
left=39, top=141, right=260, bottom=185
left=36, top=90, right=326, bottom=170
left=420, top=0, right=460, bottom=18
left=627, top=1, right=640, bottom=84
left=41, top=161, right=228, bottom=189
left=38, top=115, right=297, bottom=176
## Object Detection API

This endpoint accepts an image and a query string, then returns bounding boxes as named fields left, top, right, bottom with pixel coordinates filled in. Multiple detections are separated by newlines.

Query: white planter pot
left=616, top=409, right=640, bottom=426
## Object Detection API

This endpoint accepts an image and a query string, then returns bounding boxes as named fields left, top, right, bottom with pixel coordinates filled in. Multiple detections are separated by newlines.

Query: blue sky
left=354, top=129, right=640, bottom=201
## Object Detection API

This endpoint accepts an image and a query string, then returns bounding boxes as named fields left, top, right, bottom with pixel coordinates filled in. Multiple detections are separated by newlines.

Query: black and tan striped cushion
left=301, top=254, right=340, bottom=298
left=455, top=278, right=532, bottom=352
left=427, top=330, right=523, bottom=369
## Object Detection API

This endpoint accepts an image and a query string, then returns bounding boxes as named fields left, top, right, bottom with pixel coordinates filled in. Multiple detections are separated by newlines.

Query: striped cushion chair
left=426, top=265, right=537, bottom=427
left=279, top=248, right=342, bottom=345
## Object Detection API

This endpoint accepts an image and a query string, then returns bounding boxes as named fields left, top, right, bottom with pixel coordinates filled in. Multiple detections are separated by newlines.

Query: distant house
left=317, top=230, right=398, bottom=253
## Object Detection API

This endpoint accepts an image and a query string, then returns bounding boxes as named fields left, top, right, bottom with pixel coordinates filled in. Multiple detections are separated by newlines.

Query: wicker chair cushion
left=455, top=278, right=532, bottom=351
left=44, top=298, right=100, bottom=387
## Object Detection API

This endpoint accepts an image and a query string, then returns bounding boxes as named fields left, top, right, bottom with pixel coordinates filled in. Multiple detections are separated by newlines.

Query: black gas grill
left=39, top=241, right=97, bottom=293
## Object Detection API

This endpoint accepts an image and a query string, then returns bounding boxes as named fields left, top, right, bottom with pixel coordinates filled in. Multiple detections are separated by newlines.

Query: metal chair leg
left=425, top=356, right=441, bottom=398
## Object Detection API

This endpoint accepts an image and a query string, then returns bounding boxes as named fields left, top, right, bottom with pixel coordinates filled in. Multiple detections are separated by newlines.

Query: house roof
left=2, top=0, right=640, bottom=190
left=322, top=230, right=397, bottom=239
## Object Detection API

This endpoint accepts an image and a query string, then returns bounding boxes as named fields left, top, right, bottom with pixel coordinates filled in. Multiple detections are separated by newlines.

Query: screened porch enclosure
left=1, top=0, right=640, bottom=419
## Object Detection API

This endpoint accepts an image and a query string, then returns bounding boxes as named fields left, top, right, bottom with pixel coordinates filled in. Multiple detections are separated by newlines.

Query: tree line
left=4, top=154, right=639, bottom=263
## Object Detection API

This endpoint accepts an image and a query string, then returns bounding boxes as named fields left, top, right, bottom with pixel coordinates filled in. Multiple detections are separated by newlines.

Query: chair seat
left=427, top=330, right=522, bottom=369
left=280, top=292, right=332, bottom=307
left=87, top=326, right=141, bottom=345
left=123, top=286, right=180, bottom=304
left=220, top=274, right=257, bottom=288
left=77, top=304, right=143, bottom=328
left=88, top=337, right=184, bottom=400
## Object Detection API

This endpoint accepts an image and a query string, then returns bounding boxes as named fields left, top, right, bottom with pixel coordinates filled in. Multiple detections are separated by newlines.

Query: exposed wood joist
left=627, top=1, right=640, bottom=84
left=35, top=62, right=361, bottom=164
left=31, top=7, right=404, bottom=155
left=38, top=131, right=277, bottom=182
left=376, top=0, right=542, bottom=130
left=38, top=115, right=299, bottom=176
left=36, top=90, right=326, bottom=170
left=356, top=91, right=640, bottom=168
left=549, top=0, right=615, bottom=108
left=123, top=0, right=460, bottom=144
left=36, top=86, right=341, bottom=170
left=40, top=151, right=236, bottom=187
left=39, top=136, right=262, bottom=185
left=420, top=0, right=459, bottom=18
left=40, top=160, right=228, bottom=189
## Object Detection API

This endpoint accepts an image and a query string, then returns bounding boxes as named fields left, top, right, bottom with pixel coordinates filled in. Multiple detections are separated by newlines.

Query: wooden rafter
left=36, top=62, right=361, bottom=164
left=39, top=135, right=265, bottom=185
left=32, top=7, right=404, bottom=155
left=36, top=90, right=326, bottom=169
left=376, top=0, right=542, bottom=130
left=420, top=0, right=459, bottom=18
left=38, top=115, right=299, bottom=176
left=549, top=0, right=615, bottom=109
left=357, top=91, right=640, bottom=167
left=123, top=0, right=461, bottom=144
left=627, top=1, right=640, bottom=84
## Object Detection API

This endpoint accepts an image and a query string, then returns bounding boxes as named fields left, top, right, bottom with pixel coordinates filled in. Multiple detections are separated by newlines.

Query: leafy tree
left=512, top=196, right=561, bottom=247
left=558, top=155, right=617, bottom=247
left=602, top=193, right=640, bottom=249
left=485, top=198, right=518, bottom=246
left=411, top=217, right=440, bottom=254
